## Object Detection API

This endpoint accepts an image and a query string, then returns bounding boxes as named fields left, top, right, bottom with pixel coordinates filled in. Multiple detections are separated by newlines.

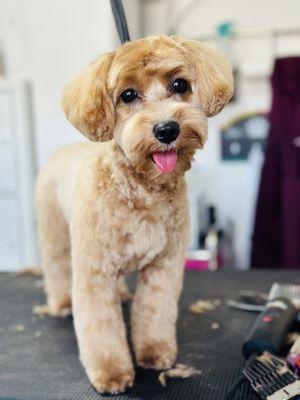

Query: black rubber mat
left=0, top=270, right=299, bottom=400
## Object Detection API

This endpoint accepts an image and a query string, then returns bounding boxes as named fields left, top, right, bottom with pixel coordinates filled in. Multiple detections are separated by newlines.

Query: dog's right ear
left=61, top=52, right=115, bottom=142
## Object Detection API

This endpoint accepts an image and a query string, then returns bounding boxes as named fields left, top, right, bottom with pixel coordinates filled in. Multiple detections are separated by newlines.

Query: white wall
left=142, top=0, right=300, bottom=37
left=0, top=0, right=120, bottom=167
left=25, top=0, right=118, bottom=168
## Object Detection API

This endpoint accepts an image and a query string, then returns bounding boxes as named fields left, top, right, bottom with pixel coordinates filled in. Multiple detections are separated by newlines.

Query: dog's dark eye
left=120, top=88, right=138, bottom=103
left=171, top=78, right=189, bottom=94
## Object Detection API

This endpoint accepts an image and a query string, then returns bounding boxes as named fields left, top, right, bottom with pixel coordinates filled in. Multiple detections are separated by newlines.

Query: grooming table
left=1, top=270, right=299, bottom=400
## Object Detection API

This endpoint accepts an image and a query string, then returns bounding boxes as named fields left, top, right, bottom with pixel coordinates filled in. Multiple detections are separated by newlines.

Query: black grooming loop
left=109, top=0, right=130, bottom=44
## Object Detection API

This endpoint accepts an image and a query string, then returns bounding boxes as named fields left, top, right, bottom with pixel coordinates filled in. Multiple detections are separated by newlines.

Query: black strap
left=109, top=0, right=130, bottom=44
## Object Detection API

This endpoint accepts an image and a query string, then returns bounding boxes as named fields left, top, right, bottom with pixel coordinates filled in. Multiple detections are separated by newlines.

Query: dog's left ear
left=61, top=52, right=115, bottom=141
left=172, top=36, right=234, bottom=117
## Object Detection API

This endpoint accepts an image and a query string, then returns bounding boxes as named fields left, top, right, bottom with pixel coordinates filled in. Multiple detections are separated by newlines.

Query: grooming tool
left=243, top=283, right=300, bottom=359
left=226, top=351, right=300, bottom=399
left=110, top=0, right=130, bottom=44
left=269, top=284, right=300, bottom=309
left=243, top=352, right=300, bottom=400
left=226, top=283, right=300, bottom=399
left=287, top=336, right=300, bottom=377
left=229, top=285, right=300, bottom=315
left=228, top=290, right=268, bottom=312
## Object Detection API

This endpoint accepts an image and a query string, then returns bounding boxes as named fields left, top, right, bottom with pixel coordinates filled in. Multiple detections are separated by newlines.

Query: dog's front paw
left=88, top=364, right=135, bottom=394
left=136, top=341, right=176, bottom=370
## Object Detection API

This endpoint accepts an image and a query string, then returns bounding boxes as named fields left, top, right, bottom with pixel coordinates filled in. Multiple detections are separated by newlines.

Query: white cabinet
left=0, top=197, right=20, bottom=267
left=0, top=80, right=37, bottom=271
left=0, top=92, right=16, bottom=190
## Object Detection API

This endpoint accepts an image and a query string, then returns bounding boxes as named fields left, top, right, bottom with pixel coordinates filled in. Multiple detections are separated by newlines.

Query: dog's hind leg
left=35, top=183, right=71, bottom=317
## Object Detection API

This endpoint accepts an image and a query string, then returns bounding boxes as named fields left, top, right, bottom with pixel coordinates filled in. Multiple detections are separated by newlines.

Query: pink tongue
left=152, top=150, right=178, bottom=173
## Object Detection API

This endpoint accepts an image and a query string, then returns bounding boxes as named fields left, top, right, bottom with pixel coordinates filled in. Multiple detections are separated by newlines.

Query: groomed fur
left=36, top=35, right=233, bottom=394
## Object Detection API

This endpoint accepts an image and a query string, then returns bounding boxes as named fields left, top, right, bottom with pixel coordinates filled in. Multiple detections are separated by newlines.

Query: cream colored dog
left=36, top=35, right=233, bottom=394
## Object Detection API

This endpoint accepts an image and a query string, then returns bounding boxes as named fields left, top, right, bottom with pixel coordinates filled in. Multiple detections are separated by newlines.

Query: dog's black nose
left=153, top=121, right=180, bottom=144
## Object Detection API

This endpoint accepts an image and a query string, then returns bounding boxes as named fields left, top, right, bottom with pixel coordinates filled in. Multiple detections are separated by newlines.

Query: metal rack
left=197, top=27, right=300, bottom=41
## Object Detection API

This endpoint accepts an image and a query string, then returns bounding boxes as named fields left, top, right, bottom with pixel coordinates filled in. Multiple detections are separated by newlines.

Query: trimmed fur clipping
left=158, top=363, right=201, bottom=386
left=189, top=299, right=221, bottom=314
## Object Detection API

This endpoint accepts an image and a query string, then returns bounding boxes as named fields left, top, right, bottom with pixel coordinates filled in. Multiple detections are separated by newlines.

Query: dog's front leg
left=72, top=241, right=134, bottom=394
left=131, top=252, right=185, bottom=370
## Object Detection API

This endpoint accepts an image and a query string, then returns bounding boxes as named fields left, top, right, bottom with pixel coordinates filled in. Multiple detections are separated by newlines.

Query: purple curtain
left=251, top=57, right=300, bottom=269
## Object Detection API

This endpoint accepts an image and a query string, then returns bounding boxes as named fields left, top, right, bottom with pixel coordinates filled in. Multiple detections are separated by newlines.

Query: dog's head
left=62, top=35, right=233, bottom=178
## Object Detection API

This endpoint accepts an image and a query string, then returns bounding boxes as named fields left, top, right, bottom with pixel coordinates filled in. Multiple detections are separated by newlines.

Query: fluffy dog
left=36, top=35, right=233, bottom=394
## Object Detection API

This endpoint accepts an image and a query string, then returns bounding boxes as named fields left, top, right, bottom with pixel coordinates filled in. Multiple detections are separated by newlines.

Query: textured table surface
left=0, top=270, right=299, bottom=400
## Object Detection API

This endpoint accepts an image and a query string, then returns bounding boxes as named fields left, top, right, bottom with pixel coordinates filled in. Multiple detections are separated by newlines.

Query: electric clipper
left=226, top=283, right=300, bottom=400
left=243, top=283, right=300, bottom=359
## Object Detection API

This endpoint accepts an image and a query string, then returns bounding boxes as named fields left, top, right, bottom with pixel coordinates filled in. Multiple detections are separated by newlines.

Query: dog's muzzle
left=153, top=121, right=180, bottom=144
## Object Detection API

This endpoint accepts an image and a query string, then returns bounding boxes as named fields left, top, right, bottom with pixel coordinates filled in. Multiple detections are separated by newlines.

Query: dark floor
left=0, top=270, right=299, bottom=400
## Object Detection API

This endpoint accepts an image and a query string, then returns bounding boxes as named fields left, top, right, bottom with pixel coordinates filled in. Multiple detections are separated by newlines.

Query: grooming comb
left=243, top=352, right=300, bottom=400
left=269, top=284, right=300, bottom=308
